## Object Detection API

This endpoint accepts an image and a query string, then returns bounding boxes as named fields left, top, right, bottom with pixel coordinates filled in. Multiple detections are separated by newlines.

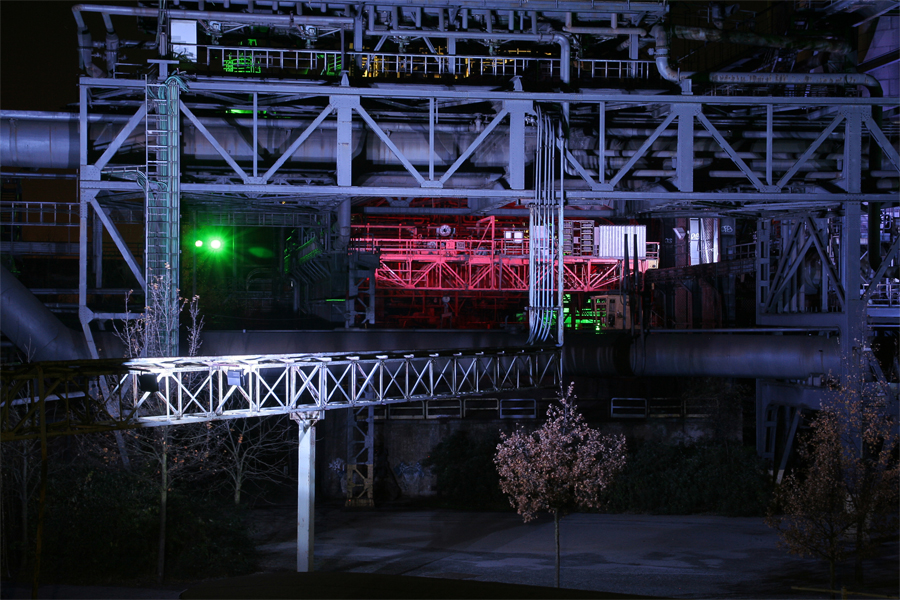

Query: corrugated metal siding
left=594, top=226, right=646, bottom=259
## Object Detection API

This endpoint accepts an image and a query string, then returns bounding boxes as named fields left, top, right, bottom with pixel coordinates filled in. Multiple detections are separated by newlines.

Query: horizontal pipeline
left=564, top=332, right=841, bottom=379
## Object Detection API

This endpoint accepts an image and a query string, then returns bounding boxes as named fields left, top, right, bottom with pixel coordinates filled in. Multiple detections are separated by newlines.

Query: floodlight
left=226, top=369, right=244, bottom=387
left=137, top=373, right=160, bottom=393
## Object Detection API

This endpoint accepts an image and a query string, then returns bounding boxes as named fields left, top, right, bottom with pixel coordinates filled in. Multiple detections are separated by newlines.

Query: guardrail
left=194, top=46, right=655, bottom=80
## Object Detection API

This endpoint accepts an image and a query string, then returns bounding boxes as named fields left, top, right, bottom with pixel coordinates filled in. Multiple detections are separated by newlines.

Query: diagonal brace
left=697, top=112, right=766, bottom=191
left=94, top=105, right=147, bottom=171
left=354, top=102, right=426, bottom=186
left=180, top=101, right=249, bottom=182
left=607, top=112, right=677, bottom=188
left=263, top=103, right=334, bottom=182
left=439, top=108, right=510, bottom=185
left=776, top=114, right=844, bottom=190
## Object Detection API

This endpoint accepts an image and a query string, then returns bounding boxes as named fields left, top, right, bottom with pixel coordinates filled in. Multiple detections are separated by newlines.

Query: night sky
left=1, top=1, right=82, bottom=112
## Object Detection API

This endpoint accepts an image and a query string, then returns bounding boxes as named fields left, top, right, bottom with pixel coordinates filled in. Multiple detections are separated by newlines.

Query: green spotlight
left=195, top=240, right=203, bottom=248
left=210, top=239, right=223, bottom=250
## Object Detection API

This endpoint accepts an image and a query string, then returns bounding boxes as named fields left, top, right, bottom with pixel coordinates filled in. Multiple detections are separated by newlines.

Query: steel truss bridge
left=0, top=346, right=560, bottom=442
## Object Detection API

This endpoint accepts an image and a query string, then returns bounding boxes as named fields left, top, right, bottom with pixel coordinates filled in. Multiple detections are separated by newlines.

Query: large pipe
left=72, top=4, right=354, bottom=29
left=2, top=111, right=870, bottom=172
left=563, top=12, right=647, bottom=37
left=565, top=332, right=841, bottom=379
left=671, top=25, right=851, bottom=56
left=650, top=25, right=881, bottom=91
left=0, top=265, right=90, bottom=362
left=0, top=113, right=540, bottom=170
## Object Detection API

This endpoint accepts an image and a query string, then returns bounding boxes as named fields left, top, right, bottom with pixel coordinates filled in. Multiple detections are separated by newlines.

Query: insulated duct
left=670, top=25, right=852, bottom=56
left=0, top=265, right=90, bottom=362
left=0, top=113, right=537, bottom=171
left=72, top=4, right=354, bottom=29
left=650, top=25, right=881, bottom=91
left=565, top=332, right=841, bottom=379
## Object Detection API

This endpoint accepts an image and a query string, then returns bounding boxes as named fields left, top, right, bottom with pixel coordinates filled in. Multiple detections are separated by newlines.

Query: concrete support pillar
left=294, top=415, right=317, bottom=573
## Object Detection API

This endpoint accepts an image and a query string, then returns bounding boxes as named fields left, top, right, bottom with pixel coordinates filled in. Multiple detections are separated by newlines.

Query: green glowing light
left=210, top=239, right=223, bottom=250
left=248, top=247, right=274, bottom=259
left=195, top=240, right=203, bottom=248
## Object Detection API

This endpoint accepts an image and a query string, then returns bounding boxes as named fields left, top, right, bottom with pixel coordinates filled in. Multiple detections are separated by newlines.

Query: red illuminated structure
left=350, top=216, right=658, bottom=329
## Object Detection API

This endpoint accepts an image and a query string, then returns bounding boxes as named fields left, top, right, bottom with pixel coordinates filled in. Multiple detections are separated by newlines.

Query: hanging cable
left=527, top=108, right=563, bottom=346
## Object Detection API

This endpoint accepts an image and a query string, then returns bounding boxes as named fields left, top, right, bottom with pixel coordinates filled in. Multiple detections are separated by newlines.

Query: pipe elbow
left=650, top=24, right=684, bottom=83
left=549, top=32, right=570, bottom=52
left=71, top=5, right=87, bottom=29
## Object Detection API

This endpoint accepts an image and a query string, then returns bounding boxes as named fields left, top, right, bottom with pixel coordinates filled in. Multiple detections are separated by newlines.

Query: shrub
left=36, top=466, right=256, bottom=583
left=423, top=430, right=508, bottom=509
left=605, top=441, right=772, bottom=516
left=41, top=467, right=158, bottom=582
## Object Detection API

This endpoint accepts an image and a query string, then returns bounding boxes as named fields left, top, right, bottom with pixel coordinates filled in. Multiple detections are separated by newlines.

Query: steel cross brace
left=1, top=347, right=561, bottom=441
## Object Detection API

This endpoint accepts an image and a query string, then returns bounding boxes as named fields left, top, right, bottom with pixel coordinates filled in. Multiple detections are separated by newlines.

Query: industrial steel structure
left=1, top=0, right=899, bottom=574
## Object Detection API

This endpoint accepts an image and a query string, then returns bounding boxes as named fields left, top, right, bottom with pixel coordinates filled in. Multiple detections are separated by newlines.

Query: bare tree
left=1, top=438, right=44, bottom=575
left=215, top=415, right=295, bottom=504
left=114, top=266, right=216, bottom=582
left=494, top=384, right=627, bottom=588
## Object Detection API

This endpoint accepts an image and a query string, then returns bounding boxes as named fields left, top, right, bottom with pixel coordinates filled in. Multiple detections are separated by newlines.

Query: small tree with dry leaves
left=766, top=385, right=899, bottom=590
left=494, top=384, right=627, bottom=588
left=766, top=408, right=854, bottom=592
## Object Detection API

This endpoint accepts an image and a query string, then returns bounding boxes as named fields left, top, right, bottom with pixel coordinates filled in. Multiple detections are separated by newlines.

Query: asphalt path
left=3, top=507, right=898, bottom=599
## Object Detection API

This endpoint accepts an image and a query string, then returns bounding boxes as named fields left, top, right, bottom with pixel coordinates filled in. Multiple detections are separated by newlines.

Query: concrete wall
left=315, top=398, right=744, bottom=502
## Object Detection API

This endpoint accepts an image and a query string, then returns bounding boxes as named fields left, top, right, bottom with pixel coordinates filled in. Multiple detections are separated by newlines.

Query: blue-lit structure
left=1, top=0, right=898, bottom=572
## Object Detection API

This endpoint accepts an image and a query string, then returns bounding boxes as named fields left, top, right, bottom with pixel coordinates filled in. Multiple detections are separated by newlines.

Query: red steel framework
left=350, top=216, right=658, bottom=328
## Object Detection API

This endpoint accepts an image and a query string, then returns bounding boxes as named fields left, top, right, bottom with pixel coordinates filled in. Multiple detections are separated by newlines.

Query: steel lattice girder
left=73, top=78, right=900, bottom=210
left=0, top=347, right=561, bottom=441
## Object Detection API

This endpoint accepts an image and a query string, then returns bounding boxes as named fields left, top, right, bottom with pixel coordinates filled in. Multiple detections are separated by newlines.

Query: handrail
left=190, top=45, right=655, bottom=80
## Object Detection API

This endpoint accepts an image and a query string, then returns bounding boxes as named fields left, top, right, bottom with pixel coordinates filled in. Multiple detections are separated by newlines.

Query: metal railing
left=198, top=45, right=655, bottom=81
left=1, top=347, right=561, bottom=441
left=726, top=241, right=757, bottom=260
left=864, top=281, right=900, bottom=307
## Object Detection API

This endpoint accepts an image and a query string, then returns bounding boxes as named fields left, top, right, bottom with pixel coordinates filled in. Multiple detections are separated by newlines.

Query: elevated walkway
left=0, top=346, right=560, bottom=441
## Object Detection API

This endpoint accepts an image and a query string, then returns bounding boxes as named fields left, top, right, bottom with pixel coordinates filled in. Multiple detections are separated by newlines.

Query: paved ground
left=255, top=506, right=899, bottom=599
left=3, top=506, right=898, bottom=599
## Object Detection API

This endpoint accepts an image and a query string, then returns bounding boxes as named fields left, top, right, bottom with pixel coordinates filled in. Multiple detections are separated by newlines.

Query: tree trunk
left=157, top=437, right=168, bottom=583
left=234, top=478, right=241, bottom=505
left=114, top=431, right=131, bottom=470
left=854, top=516, right=864, bottom=585
left=31, top=436, right=48, bottom=600
left=19, top=462, right=29, bottom=574
left=554, top=509, right=560, bottom=589
left=829, top=557, right=836, bottom=599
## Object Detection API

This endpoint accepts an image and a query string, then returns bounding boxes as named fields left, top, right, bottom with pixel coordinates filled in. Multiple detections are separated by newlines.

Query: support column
left=92, top=213, right=103, bottom=288
left=504, top=98, right=531, bottom=190
left=294, top=414, right=317, bottom=573
left=841, top=202, right=865, bottom=385
left=674, top=104, right=696, bottom=193
left=334, top=96, right=355, bottom=251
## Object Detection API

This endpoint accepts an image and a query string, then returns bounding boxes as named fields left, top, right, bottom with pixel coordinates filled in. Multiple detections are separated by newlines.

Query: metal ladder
left=144, top=75, right=184, bottom=356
